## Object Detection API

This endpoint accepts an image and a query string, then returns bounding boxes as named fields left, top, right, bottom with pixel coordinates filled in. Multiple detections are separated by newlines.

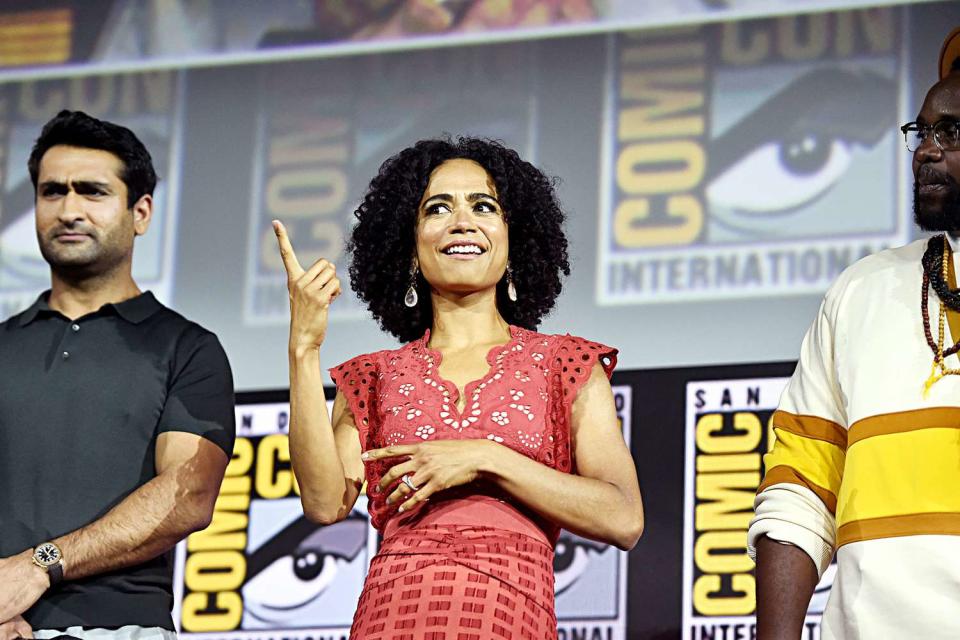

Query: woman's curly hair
left=348, top=137, right=570, bottom=343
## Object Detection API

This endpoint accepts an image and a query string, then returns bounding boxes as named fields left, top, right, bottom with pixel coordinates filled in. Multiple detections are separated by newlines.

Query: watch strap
left=47, top=560, right=64, bottom=586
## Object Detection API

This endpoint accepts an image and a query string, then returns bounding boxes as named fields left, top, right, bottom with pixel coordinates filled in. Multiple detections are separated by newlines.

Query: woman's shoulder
left=518, top=327, right=618, bottom=355
left=516, top=328, right=619, bottom=383
left=329, top=340, right=421, bottom=376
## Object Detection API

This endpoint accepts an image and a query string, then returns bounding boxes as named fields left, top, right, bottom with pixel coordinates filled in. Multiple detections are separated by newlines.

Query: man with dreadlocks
left=747, top=27, right=960, bottom=639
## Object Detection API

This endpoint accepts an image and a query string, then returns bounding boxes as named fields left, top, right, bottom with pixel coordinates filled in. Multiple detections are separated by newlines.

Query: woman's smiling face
left=415, top=158, right=509, bottom=297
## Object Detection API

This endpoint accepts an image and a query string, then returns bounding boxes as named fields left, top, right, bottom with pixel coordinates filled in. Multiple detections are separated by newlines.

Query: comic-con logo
left=242, top=46, right=540, bottom=327
left=599, top=8, right=903, bottom=304
left=178, top=431, right=371, bottom=637
left=682, top=378, right=834, bottom=640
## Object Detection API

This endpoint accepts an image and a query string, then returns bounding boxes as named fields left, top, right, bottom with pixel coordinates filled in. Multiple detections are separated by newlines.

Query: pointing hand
left=274, top=220, right=341, bottom=351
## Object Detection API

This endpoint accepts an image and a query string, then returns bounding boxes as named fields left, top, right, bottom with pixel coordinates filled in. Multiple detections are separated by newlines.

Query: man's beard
left=914, top=167, right=960, bottom=233
left=38, top=230, right=127, bottom=280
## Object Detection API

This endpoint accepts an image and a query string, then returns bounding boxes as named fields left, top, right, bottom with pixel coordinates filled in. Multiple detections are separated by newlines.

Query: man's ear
left=131, top=194, right=153, bottom=236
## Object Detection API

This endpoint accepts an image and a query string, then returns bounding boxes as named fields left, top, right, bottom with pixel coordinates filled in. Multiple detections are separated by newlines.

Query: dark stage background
left=173, top=361, right=802, bottom=640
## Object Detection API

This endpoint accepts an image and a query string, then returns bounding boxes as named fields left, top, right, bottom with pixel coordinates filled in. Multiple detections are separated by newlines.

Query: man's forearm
left=0, top=454, right=221, bottom=623
left=54, top=460, right=218, bottom=580
left=755, top=535, right=819, bottom=640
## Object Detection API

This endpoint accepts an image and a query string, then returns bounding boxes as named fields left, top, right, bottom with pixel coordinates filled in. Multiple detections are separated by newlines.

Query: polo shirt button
left=71, top=324, right=80, bottom=332
left=62, top=351, right=70, bottom=360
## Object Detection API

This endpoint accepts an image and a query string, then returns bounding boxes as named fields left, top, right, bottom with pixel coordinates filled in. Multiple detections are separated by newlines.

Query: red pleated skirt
left=350, top=525, right=557, bottom=640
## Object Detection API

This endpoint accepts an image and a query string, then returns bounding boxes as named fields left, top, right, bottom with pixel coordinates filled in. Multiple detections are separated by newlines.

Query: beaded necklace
left=921, top=234, right=960, bottom=395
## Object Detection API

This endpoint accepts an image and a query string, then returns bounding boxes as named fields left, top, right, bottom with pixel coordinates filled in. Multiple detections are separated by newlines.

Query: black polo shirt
left=0, top=291, right=235, bottom=631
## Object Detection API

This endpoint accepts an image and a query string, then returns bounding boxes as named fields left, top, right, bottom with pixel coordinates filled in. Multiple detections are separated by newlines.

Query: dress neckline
left=415, top=325, right=523, bottom=415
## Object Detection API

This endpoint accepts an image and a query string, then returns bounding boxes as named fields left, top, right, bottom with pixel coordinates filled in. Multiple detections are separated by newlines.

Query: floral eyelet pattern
left=329, top=328, right=617, bottom=533
left=415, top=425, right=436, bottom=439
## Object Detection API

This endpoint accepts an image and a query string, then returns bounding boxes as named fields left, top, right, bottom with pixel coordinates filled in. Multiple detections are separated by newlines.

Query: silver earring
left=506, top=267, right=518, bottom=302
left=404, top=266, right=419, bottom=308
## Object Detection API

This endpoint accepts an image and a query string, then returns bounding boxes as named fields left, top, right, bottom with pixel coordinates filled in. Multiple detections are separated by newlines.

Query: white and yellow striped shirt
left=748, top=237, right=960, bottom=639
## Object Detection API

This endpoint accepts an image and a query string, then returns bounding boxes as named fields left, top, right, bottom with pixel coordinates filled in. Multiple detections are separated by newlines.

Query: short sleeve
left=547, top=335, right=618, bottom=473
left=329, top=354, right=379, bottom=450
left=555, top=335, right=617, bottom=401
left=158, top=328, right=236, bottom=457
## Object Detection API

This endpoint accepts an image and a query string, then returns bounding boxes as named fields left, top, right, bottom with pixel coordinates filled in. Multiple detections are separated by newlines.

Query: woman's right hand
left=274, top=220, right=341, bottom=352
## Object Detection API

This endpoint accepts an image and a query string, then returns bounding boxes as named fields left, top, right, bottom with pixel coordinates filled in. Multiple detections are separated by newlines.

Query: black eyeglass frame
left=900, top=119, right=960, bottom=152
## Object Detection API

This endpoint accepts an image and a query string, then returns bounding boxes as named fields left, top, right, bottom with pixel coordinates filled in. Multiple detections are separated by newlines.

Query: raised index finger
left=273, top=220, right=304, bottom=279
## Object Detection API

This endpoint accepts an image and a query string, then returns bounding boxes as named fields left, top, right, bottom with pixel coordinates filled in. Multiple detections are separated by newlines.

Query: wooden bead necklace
left=921, top=234, right=960, bottom=395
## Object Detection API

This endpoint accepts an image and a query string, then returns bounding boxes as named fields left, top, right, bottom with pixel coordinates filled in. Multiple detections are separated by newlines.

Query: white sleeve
left=747, top=483, right=836, bottom=577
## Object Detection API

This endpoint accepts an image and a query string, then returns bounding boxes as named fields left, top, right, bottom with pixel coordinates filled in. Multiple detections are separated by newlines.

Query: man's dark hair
left=348, top=136, right=571, bottom=343
left=27, top=110, right=157, bottom=208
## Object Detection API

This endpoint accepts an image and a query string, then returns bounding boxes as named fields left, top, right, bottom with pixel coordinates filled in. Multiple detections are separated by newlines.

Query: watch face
left=35, top=542, right=62, bottom=566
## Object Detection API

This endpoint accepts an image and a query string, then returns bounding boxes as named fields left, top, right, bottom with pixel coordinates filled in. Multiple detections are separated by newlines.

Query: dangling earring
left=404, top=265, right=419, bottom=308
left=506, top=265, right=518, bottom=302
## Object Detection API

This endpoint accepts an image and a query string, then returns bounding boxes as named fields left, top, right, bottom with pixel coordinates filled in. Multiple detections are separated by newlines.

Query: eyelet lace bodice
left=330, top=326, right=617, bottom=534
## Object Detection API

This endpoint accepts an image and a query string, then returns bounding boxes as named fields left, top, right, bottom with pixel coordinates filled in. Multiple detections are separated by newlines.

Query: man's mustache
left=917, top=164, right=958, bottom=188
left=47, top=224, right=96, bottom=238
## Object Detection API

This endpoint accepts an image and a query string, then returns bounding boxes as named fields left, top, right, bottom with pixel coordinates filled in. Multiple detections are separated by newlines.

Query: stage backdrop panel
left=0, top=1, right=955, bottom=392
left=619, top=361, right=803, bottom=639
left=172, top=384, right=633, bottom=640
left=168, top=361, right=835, bottom=639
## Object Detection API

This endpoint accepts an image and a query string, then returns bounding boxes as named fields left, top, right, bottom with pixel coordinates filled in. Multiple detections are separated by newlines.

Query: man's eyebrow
left=38, top=179, right=112, bottom=192
left=71, top=180, right=113, bottom=191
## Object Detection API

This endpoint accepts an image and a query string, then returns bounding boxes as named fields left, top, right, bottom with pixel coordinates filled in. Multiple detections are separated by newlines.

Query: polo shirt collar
left=17, top=293, right=49, bottom=327
left=112, top=291, right=162, bottom=324
left=18, top=290, right=162, bottom=326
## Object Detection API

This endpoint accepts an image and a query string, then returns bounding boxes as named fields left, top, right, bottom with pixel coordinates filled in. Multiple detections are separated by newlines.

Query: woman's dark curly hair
left=348, top=137, right=570, bottom=343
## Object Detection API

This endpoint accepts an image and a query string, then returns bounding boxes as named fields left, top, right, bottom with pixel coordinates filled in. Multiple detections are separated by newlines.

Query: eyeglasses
left=900, top=119, right=960, bottom=152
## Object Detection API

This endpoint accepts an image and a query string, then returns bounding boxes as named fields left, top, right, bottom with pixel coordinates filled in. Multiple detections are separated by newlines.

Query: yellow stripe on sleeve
left=759, top=427, right=845, bottom=514
left=770, top=410, right=847, bottom=447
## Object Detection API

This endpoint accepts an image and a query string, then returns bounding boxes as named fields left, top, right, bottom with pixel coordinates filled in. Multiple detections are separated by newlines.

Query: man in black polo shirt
left=0, top=111, right=235, bottom=639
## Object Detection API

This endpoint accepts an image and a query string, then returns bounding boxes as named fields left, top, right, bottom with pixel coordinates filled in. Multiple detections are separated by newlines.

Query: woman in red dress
left=274, top=138, right=643, bottom=639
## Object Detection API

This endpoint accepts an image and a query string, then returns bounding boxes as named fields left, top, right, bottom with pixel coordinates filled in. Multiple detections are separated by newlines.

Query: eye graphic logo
left=706, top=67, right=897, bottom=242
left=599, top=9, right=905, bottom=304
left=554, top=531, right=610, bottom=596
left=243, top=502, right=370, bottom=629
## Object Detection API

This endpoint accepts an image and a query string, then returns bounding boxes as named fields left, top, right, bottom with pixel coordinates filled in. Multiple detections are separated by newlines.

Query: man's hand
left=0, top=551, right=48, bottom=625
left=0, top=615, right=33, bottom=640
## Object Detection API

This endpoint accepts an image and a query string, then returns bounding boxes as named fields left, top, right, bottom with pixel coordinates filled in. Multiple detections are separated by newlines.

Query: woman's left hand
left=363, top=439, right=499, bottom=513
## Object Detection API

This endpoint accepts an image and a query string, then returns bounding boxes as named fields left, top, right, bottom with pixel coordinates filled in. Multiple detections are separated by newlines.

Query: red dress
left=330, top=326, right=616, bottom=640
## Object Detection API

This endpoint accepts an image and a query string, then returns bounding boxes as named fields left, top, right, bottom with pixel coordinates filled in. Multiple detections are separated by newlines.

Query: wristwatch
left=31, top=541, right=64, bottom=586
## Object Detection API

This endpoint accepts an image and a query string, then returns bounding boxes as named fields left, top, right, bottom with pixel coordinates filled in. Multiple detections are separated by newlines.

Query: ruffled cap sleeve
left=547, top=335, right=618, bottom=473
left=329, top=353, right=379, bottom=450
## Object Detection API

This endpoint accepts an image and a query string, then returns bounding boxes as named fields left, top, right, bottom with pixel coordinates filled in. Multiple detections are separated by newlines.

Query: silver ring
left=401, top=474, right=418, bottom=491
